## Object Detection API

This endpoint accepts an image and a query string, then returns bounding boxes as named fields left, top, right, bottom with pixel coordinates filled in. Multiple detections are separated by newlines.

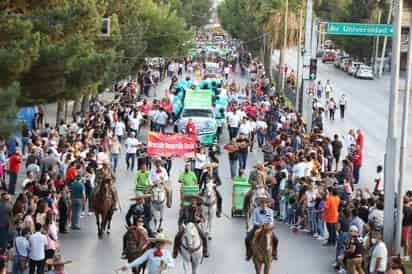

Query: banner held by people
left=146, top=131, right=196, bottom=158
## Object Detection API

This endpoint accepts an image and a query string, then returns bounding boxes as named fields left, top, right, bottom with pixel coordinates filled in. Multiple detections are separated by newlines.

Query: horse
left=92, top=179, right=115, bottom=238
left=244, top=184, right=270, bottom=231
left=149, top=182, right=167, bottom=233
left=124, top=225, right=150, bottom=274
left=200, top=181, right=216, bottom=240
left=251, top=225, right=274, bottom=274
left=180, top=222, right=203, bottom=274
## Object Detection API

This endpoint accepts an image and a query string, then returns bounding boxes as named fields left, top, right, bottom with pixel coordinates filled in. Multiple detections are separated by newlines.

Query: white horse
left=180, top=222, right=203, bottom=274
left=150, top=183, right=167, bottom=233
left=200, top=181, right=217, bottom=240
left=246, top=184, right=270, bottom=231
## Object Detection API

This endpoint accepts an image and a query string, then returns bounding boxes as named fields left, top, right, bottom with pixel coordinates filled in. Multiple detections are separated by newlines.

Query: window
left=182, top=109, right=213, bottom=118
left=101, top=17, right=110, bottom=37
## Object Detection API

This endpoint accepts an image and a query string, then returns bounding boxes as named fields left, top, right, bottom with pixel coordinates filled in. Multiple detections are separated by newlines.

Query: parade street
left=57, top=72, right=333, bottom=274
left=273, top=49, right=412, bottom=190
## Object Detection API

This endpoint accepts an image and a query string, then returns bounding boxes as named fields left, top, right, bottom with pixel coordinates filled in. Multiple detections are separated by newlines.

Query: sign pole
left=394, top=11, right=412, bottom=256
left=379, top=0, right=393, bottom=78
left=383, top=0, right=402, bottom=253
left=302, top=0, right=313, bottom=131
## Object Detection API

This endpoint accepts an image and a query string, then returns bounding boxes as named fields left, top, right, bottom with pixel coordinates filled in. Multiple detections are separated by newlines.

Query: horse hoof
left=208, top=236, right=212, bottom=240
left=107, top=231, right=110, bottom=234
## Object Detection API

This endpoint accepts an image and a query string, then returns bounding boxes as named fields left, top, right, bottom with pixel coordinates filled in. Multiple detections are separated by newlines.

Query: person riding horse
left=199, top=163, right=222, bottom=218
left=149, top=159, right=172, bottom=208
left=122, top=192, right=154, bottom=259
left=173, top=195, right=209, bottom=258
left=95, top=161, right=118, bottom=210
left=245, top=197, right=279, bottom=261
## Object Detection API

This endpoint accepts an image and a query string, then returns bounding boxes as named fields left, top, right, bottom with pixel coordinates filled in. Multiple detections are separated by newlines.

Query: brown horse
left=92, top=179, right=115, bottom=238
left=251, top=225, right=274, bottom=274
left=124, top=226, right=149, bottom=274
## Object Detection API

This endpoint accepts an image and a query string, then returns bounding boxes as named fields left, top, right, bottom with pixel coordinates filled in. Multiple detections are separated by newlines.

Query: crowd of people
left=0, top=36, right=410, bottom=274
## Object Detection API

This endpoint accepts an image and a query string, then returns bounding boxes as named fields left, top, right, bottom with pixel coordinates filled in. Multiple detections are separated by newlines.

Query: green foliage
left=0, top=82, right=20, bottom=139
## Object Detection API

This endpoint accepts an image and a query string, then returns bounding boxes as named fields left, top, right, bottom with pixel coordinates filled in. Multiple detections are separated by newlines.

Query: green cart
left=135, top=184, right=149, bottom=194
left=231, top=177, right=250, bottom=217
left=181, top=185, right=200, bottom=207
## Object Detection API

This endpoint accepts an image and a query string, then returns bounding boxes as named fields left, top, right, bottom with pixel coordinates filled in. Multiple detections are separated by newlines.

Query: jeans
left=8, top=172, right=18, bottom=195
left=340, top=105, right=345, bottom=119
left=307, top=207, right=316, bottom=233
left=126, top=153, right=136, bottom=170
left=315, top=212, right=324, bottom=237
left=71, top=198, right=83, bottom=228
left=12, top=255, right=27, bottom=274
left=228, top=127, right=239, bottom=139
left=238, top=152, right=248, bottom=170
left=257, top=131, right=265, bottom=146
left=336, top=232, right=347, bottom=260
left=29, top=259, right=45, bottom=274
left=229, top=159, right=238, bottom=178
left=353, top=164, right=361, bottom=184
left=0, top=225, right=9, bottom=250
left=287, top=206, right=296, bottom=225
left=279, top=199, right=286, bottom=221
left=22, top=136, right=30, bottom=155
left=326, top=222, right=337, bottom=245
left=110, top=153, right=119, bottom=172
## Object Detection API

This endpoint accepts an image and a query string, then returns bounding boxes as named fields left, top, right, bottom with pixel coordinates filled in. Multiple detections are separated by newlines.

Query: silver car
left=355, top=65, right=374, bottom=79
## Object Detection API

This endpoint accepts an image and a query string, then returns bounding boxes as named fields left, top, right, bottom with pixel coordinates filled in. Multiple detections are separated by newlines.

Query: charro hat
left=183, top=195, right=203, bottom=204
left=148, top=232, right=172, bottom=244
left=255, top=197, right=274, bottom=205
left=130, top=191, right=151, bottom=201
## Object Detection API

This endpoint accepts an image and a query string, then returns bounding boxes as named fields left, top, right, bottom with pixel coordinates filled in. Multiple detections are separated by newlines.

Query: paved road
left=273, top=49, right=412, bottom=190
left=57, top=72, right=334, bottom=274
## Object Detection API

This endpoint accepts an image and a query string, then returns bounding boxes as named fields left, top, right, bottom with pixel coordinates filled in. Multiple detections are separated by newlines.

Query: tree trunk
left=72, top=97, right=81, bottom=116
left=56, top=100, right=64, bottom=127
left=278, top=47, right=286, bottom=92
left=263, top=44, right=272, bottom=81
left=81, top=95, right=90, bottom=113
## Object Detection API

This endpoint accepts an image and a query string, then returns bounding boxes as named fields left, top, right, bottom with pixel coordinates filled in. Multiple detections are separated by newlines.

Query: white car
left=348, top=62, right=363, bottom=75
left=355, top=65, right=374, bottom=79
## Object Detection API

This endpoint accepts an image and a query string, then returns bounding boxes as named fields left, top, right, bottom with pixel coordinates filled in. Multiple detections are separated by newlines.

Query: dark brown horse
left=124, top=226, right=149, bottom=274
left=251, top=225, right=274, bottom=274
left=92, top=179, right=115, bottom=238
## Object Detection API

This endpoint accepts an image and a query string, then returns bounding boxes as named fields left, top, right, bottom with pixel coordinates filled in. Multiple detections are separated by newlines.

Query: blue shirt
left=252, top=206, right=274, bottom=226
left=128, top=248, right=174, bottom=274
left=69, top=180, right=85, bottom=199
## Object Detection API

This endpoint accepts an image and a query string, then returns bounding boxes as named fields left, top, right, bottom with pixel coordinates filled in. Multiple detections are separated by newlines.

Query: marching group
left=0, top=39, right=410, bottom=274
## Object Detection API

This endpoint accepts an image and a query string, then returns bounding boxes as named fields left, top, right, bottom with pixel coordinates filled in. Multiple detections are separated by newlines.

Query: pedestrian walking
left=124, top=132, right=140, bottom=171
left=339, top=94, right=347, bottom=119
left=328, top=98, right=337, bottom=121
left=236, top=133, right=250, bottom=170
left=28, top=223, right=47, bottom=274
left=69, top=175, right=85, bottom=230
left=7, top=149, right=22, bottom=195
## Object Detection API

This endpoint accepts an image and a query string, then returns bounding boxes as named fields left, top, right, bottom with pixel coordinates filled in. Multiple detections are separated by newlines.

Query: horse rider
left=172, top=195, right=209, bottom=258
left=121, top=192, right=154, bottom=258
left=199, top=163, right=222, bottom=218
left=95, top=161, right=118, bottom=210
left=149, top=158, right=172, bottom=208
left=119, top=233, right=175, bottom=274
left=245, top=197, right=279, bottom=261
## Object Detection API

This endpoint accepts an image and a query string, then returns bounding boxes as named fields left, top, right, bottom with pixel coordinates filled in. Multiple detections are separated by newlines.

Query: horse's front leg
left=253, top=259, right=262, bottom=274
left=96, top=214, right=102, bottom=238
left=106, top=211, right=113, bottom=234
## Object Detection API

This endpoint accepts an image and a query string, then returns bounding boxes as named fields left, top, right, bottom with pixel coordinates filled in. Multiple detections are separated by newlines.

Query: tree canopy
left=0, top=0, right=195, bottom=138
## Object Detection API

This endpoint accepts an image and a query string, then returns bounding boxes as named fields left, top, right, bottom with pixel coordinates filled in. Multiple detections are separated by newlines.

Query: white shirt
left=227, top=112, right=240, bottom=128
left=154, top=111, right=168, bottom=125
left=149, top=166, right=169, bottom=184
left=238, top=122, right=251, bottom=135
left=29, top=232, right=48, bottom=260
left=256, top=120, right=267, bottom=130
left=14, top=236, right=30, bottom=257
left=128, top=248, right=174, bottom=274
left=194, top=153, right=207, bottom=169
left=129, top=113, right=143, bottom=130
left=125, top=137, right=140, bottom=154
left=114, top=121, right=126, bottom=136
left=369, top=242, right=388, bottom=273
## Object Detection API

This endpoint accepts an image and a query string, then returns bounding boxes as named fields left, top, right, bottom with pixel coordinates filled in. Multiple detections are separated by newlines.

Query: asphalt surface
left=56, top=71, right=334, bottom=274
left=273, top=49, right=412, bottom=190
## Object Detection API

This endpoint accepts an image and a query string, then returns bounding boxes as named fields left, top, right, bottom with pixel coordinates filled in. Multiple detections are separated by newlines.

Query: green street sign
left=327, top=22, right=393, bottom=37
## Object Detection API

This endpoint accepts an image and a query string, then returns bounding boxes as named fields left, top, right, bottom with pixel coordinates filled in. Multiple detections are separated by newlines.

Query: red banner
left=146, top=131, right=196, bottom=158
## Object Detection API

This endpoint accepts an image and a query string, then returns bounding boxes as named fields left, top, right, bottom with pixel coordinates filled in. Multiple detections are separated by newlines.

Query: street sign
left=326, top=22, right=393, bottom=37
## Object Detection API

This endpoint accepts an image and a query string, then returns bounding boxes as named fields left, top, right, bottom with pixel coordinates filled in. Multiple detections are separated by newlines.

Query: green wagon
left=231, top=177, right=250, bottom=217
left=180, top=185, right=200, bottom=207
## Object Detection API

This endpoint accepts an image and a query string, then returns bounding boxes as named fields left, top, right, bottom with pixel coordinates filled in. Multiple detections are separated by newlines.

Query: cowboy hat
left=183, top=195, right=203, bottom=204
left=46, top=254, right=72, bottom=266
left=130, top=191, right=151, bottom=201
left=255, top=197, right=274, bottom=205
left=148, top=232, right=172, bottom=245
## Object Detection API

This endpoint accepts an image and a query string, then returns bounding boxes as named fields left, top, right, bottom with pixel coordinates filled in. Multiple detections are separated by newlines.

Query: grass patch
left=405, top=261, right=412, bottom=272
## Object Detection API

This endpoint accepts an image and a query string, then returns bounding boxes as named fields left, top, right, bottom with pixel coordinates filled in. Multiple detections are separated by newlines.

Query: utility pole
left=280, top=0, right=289, bottom=92
left=374, top=7, right=382, bottom=75
left=301, top=0, right=313, bottom=131
left=296, top=6, right=304, bottom=110
left=395, top=12, right=412, bottom=255
left=383, top=0, right=402, bottom=251
left=379, top=0, right=393, bottom=78
left=311, top=17, right=318, bottom=58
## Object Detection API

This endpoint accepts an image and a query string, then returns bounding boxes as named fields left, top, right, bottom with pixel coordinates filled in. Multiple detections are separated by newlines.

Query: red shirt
left=356, top=133, right=364, bottom=151
left=8, top=154, right=22, bottom=173
left=185, top=122, right=196, bottom=137
left=65, top=166, right=76, bottom=182
left=352, top=150, right=363, bottom=166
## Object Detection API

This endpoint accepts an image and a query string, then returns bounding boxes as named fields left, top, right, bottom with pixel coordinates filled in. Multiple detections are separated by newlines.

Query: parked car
left=348, top=62, right=363, bottom=75
left=355, top=65, right=374, bottom=79
left=339, top=58, right=351, bottom=71
left=322, top=50, right=337, bottom=63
